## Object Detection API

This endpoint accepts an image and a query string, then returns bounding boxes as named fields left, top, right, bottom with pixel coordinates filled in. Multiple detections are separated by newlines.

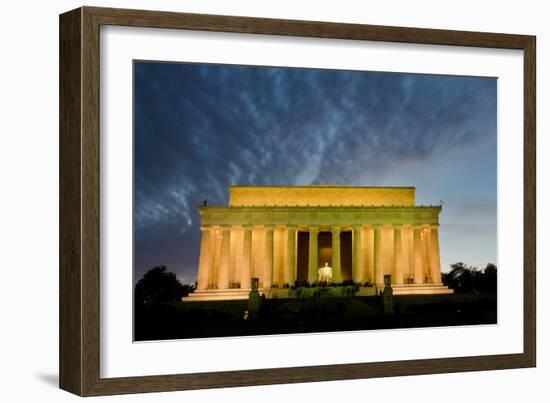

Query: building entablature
left=199, top=205, right=442, bottom=228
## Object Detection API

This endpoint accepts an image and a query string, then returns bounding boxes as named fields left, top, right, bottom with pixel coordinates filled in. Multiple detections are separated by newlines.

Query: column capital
left=219, top=224, right=231, bottom=232
left=200, top=225, right=211, bottom=231
left=308, top=226, right=319, bottom=233
left=331, top=225, right=341, bottom=233
left=242, top=224, right=253, bottom=229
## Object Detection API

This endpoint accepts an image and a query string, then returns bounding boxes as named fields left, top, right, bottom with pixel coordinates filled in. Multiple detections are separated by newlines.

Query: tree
left=134, top=265, right=192, bottom=304
left=479, top=263, right=497, bottom=293
left=442, top=262, right=497, bottom=294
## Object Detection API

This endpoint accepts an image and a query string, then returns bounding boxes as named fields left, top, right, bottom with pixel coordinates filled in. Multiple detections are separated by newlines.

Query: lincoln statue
left=184, top=185, right=452, bottom=301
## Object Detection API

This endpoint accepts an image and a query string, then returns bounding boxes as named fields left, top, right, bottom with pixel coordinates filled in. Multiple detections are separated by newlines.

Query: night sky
left=134, top=61, right=497, bottom=284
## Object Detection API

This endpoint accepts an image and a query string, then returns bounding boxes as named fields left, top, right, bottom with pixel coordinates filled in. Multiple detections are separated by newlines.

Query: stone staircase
left=391, top=283, right=454, bottom=295
left=182, top=288, right=254, bottom=301
left=182, top=283, right=453, bottom=301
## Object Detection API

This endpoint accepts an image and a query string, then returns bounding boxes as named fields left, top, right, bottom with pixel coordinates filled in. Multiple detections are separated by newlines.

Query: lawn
left=134, top=293, right=497, bottom=341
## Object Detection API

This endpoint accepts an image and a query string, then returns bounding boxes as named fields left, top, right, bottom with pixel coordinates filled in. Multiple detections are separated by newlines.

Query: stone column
left=286, top=225, right=297, bottom=286
left=331, top=226, right=342, bottom=283
left=352, top=225, right=363, bottom=283
left=393, top=225, right=405, bottom=285
left=308, top=226, right=319, bottom=283
left=429, top=225, right=442, bottom=284
left=218, top=226, right=231, bottom=289
left=365, top=226, right=375, bottom=283
left=251, top=226, right=261, bottom=279
left=272, top=227, right=282, bottom=287
left=229, top=226, right=240, bottom=286
left=383, top=225, right=395, bottom=283
left=421, top=225, right=431, bottom=283
left=211, top=228, right=222, bottom=288
left=413, top=225, right=424, bottom=284
left=374, top=225, right=384, bottom=286
left=240, top=225, right=252, bottom=289
left=196, top=226, right=212, bottom=290
left=263, top=225, right=274, bottom=288
left=404, top=225, right=414, bottom=283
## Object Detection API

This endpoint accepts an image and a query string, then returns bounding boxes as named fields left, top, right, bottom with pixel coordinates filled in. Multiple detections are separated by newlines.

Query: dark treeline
left=134, top=265, right=193, bottom=305
left=442, top=262, right=497, bottom=294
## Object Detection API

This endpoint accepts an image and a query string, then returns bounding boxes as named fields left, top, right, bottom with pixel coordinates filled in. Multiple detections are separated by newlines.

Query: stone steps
left=183, top=283, right=454, bottom=301
left=182, top=288, right=254, bottom=301
left=391, top=283, right=454, bottom=295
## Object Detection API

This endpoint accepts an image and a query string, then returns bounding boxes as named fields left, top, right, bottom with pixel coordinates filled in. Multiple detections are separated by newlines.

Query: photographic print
left=133, top=61, right=497, bottom=342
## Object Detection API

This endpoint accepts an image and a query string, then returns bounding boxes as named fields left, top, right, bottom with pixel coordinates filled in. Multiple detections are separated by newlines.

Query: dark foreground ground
left=134, top=293, right=497, bottom=341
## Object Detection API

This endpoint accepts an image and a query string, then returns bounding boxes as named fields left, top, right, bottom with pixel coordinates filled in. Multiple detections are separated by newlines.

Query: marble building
left=184, top=185, right=453, bottom=301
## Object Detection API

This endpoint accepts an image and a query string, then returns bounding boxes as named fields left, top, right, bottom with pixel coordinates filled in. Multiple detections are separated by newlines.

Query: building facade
left=185, top=186, right=452, bottom=301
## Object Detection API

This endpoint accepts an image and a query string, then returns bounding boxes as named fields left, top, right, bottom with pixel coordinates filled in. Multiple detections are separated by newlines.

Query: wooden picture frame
left=59, top=6, right=536, bottom=396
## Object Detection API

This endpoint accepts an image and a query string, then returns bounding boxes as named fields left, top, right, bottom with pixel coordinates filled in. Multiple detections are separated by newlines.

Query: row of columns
left=354, top=224, right=441, bottom=286
left=197, top=225, right=298, bottom=290
left=197, top=224, right=441, bottom=290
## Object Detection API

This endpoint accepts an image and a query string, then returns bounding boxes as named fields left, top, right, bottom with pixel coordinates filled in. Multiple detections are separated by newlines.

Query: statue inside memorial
left=318, top=262, right=333, bottom=283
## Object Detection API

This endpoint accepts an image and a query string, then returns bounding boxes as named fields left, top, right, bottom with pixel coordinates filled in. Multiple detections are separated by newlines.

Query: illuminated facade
left=184, top=185, right=453, bottom=301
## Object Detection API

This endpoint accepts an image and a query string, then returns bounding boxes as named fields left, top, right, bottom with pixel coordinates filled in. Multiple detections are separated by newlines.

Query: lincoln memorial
left=184, top=185, right=453, bottom=301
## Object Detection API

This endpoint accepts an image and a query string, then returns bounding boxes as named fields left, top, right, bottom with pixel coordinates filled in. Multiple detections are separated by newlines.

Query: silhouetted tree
left=479, top=263, right=497, bottom=293
left=134, top=265, right=192, bottom=304
left=442, top=262, right=497, bottom=294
